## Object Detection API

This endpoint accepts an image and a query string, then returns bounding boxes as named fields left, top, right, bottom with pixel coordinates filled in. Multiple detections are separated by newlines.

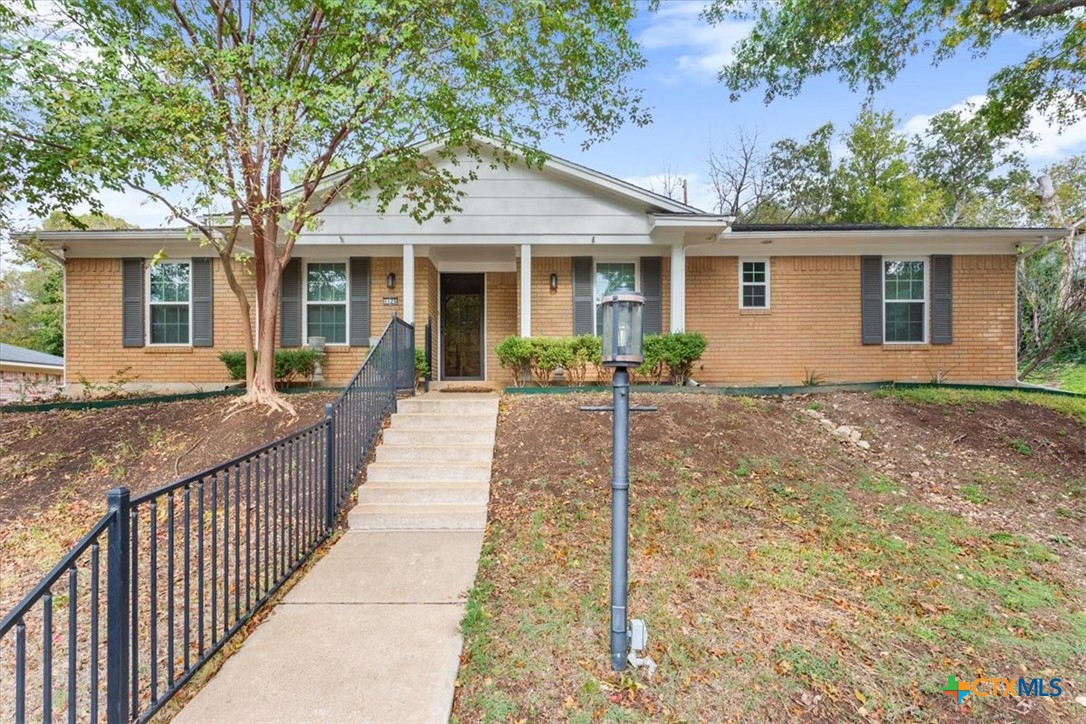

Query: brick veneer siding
left=685, top=255, right=1017, bottom=385
left=0, top=368, right=64, bottom=402
left=66, top=256, right=435, bottom=388
left=486, top=272, right=518, bottom=384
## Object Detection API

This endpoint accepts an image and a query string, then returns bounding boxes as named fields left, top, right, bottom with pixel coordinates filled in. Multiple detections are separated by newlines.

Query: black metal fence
left=0, top=316, right=415, bottom=723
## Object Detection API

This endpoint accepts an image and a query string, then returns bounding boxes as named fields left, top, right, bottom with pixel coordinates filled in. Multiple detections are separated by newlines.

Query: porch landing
left=174, top=393, right=499, bottom=723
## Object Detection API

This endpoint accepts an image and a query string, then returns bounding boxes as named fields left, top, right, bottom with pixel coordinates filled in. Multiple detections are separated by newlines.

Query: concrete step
left=358, top=484, right=489, bottom=505
left=375, top=444, right=493, bottom=464
left=366, top=462, right=492, bottom=484
left=397, top=398, right=498, bottom=415
left=389, top=413, right=497, bottom=431
left=382, top=428, right=495, bottom=446
left=348, top=503, right=487, bottom=530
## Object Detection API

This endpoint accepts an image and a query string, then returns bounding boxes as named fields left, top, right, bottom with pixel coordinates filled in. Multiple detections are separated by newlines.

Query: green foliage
left=414, top=348, right=429, bottom=386
left=3, top=0, right=649, bottom=397
left=638, top=332, right=708, bottom=385
left=528, top=337, right=573, bottom=387
left=41, top=211, right=138, bottom=231
left=876, top=386, right=1086, bottom=426
left=566, top=334, right=601, bottom=386
left=706, top=0, right=1085, bottom=136
left=219, top=349, right=319, bottom=386
left=495, top=336, right=534, bottom=387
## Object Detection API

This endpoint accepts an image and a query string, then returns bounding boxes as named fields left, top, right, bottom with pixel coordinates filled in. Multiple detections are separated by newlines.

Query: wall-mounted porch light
left=549, top=272, right=559, bottom=291
left=386, top=272, right=396, bottom=289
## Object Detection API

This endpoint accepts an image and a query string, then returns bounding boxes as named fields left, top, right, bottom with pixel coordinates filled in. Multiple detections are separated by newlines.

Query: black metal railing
left=0, top=316, right=414, bottom=723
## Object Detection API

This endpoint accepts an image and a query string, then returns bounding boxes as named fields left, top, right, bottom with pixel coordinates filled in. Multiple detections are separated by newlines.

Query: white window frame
left=738, top=257, right=771, bottom=309
left=146, top=260, right=193, bottom=347
left=882, top=257, right=929, bottom=345
left=303, top=261, right=350, bottom=346
left=593, top=259, right=639, bottom=336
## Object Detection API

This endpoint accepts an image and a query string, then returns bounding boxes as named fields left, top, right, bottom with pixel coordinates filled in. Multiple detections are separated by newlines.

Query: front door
left=441, top=273, right=485, bottom=380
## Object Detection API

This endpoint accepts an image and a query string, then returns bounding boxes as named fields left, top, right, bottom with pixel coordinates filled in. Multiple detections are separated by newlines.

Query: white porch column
left=402, top=244, right=415, bottom=325
left=670, top=244, right=686, bottom=332
left=519, top=244, right=532, bottom=337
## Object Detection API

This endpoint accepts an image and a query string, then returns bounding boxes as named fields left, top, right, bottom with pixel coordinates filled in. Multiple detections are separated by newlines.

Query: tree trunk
left=235, top=221, right=295, bottom=414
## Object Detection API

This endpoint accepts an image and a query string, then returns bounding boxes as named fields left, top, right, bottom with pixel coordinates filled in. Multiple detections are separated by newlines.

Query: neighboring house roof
left=731, top=223, right=1069, bottom=234
left=0, top=343, right=64, bottom=370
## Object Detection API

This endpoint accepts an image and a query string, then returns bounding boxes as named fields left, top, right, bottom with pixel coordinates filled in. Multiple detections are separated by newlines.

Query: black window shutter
left=931, top=255, right=953, bottom=344
left=572, top=256, right=593, bottom=335
left=280, top=258, right=302, bottom=347
left=122, top=258, right=144, bottom=347
left=349, top=257, right=371, bottom=346
left=640, top=256, right=662, bottom=335
left=191, top=258, right=214, bottom=347
left=861, top=256, right=883, bottom=345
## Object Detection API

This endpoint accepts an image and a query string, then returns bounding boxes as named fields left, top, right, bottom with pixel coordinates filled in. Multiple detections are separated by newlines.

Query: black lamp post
left=600, top=290, right=644, bottom=671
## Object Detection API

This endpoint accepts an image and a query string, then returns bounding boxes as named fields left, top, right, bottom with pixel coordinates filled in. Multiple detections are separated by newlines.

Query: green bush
left=218, top=348, right=321, bottom=386
left=415, top=348, right=429, bottom=386
left=567, top=334, right=601, bottom=386
left=529, top=338, right=574, bottom=386
left=495, top=336, right=534, bottom=386
left=636, top=332, right=708, bottom=385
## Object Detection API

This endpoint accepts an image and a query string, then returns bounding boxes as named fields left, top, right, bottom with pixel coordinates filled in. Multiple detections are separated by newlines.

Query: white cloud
left=902, top=94, right=1086, bottom=163
left=638, top=4, right=752, bottom=82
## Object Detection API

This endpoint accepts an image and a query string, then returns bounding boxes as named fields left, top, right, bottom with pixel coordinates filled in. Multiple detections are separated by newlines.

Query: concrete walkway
left=174, top=393, right=498, bottom=724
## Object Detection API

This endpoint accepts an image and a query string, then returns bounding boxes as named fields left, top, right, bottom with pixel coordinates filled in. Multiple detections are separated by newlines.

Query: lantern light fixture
left=386, top=272, right=396, bottom=289
left=600, top=290, right=645, bottom=367
left=549, top=272, right=559, bottom=291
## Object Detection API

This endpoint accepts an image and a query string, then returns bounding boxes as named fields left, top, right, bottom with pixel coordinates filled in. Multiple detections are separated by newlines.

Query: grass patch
left=1025, top=360, right=1086, bottom=394
left=876, top=386, right=1086, bottom=425
left=457, top=472, right=1085, bottom=721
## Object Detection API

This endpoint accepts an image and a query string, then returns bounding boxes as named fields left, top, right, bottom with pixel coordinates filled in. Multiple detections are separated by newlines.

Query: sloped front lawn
left=453, top=391, right=1086, bottom=722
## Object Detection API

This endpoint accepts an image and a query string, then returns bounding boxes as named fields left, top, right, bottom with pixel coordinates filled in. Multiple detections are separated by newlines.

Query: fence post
left=408, top=322, right=416, bottom=397
left=424, top=318, right=432, bottom=393
left=390, top=313, right=399, bottom=414
left=106, top=487, right=131, bottom=724
left=325, top=403, right=335, bottom=532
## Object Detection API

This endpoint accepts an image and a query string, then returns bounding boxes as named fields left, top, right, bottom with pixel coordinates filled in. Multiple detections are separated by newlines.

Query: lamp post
left=600, top=290, right=644, bottom=671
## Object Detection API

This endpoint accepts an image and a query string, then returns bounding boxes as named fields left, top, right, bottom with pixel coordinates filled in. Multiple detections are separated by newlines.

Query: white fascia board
left=0, top=361, right=64, bottom=373
left=650, top=215, right=734, bottom=230
left=690, top=228, right=1067, bottom=256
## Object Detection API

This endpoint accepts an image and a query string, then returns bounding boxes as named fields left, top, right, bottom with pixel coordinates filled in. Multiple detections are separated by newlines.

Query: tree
left=1, top=213, right=135, bottom=355
left=911, top=104, right=1031, bottom=225
left=831, top=106, right=942, bottom=225
left=3, top=0, right=649, bottom=411
left=705, top=0, right=1086, bottom=136
left=706, top=129, right=769, bottom=221
left=761, top=123, right=836, bottom=223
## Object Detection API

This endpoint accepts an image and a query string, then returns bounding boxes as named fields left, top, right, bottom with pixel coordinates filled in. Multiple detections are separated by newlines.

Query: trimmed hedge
left=415, top=348, right=429, bottom=386
left=218, top=348, right=321, bottom=386
left=494, top=332, right=706, bottom=386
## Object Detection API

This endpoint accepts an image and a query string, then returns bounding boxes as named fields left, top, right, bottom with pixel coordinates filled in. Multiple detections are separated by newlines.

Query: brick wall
left=0, top=369, right=64, bottom=402
left=66, top=256, right=434, bottom=389
left=486, top=272, right=518, bottom=384
left=685, top=255, right=1017, bottom=385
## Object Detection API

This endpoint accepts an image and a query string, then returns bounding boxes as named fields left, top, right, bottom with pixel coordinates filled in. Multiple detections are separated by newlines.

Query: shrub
left=415, top=348, right=429, bottom=386
left=495, top=336, right=533, bottom=386
left=218, top=348, right=320, bottom=387
left=635, top=332, right=708, bottom=385
left=567, top=334, right=601, bottom=386
left=529, top=337, right=573, bottom=386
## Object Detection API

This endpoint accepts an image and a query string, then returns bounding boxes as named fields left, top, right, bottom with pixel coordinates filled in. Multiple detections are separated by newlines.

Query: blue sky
left=550, top=2, right=1086, bottom=211
left=9, top=1, right=1086, bottom=227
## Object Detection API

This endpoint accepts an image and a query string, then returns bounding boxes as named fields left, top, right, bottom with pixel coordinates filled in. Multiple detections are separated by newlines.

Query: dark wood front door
left=441, top=273, right=485, bottom=380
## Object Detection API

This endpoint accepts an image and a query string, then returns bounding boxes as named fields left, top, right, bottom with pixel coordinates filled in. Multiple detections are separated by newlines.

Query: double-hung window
left=739, top=259, right=769, bottom=308
left=306, top=262, right=348, bottom=344
left=148, top=261, right=191, bottom=344
left=883, top=259, right=927, bottom=343
left=594, top=261, right=637, bottom=335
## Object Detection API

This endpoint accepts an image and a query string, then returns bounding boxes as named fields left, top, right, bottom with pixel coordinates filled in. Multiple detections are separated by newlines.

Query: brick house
left=33, top=141, right=1062, bottom=393
left=0, top=342, right=64, bottom=402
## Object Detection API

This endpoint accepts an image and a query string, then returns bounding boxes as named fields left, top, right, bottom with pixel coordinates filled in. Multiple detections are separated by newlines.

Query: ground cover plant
left=453, top=390, right=1086, bottom=721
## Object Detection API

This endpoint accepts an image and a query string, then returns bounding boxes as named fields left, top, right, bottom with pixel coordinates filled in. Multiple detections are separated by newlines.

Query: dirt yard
left=453, top=389, right=1086, bottom=722
left=0, top=393, right=336, bottom=610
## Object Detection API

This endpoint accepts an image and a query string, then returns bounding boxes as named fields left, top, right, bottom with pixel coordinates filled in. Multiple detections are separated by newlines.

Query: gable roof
left=284, top=135, right=707, bottom=216
left=0, top=343, right=64, bottom=369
